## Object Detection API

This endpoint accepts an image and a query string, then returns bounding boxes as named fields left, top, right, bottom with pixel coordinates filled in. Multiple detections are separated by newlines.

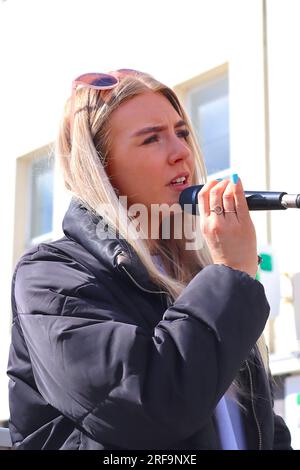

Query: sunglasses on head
left=69, top=69, right=140, bottom=137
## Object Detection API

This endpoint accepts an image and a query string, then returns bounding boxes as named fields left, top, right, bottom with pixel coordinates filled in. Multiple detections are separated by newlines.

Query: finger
left=208, top=179, right=230, bottom=217
left=222, top=180, right=237, bottom=215
left=197, top=180, right=219, bottom=217
left=231, top=175, right=249, bottom=218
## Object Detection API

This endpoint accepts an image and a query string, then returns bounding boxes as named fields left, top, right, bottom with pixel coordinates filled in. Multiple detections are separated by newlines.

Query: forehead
left=109, top=91, right=181, bottom=135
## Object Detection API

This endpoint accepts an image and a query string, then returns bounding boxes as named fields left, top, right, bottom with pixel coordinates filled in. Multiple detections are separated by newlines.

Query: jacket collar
left=62, top=198, right=161, bottom=291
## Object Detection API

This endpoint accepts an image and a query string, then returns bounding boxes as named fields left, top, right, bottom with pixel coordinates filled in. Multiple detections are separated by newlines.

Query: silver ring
left=210, top=205, right=223, bottom=215
left=224, top=210, right=237, bottom=213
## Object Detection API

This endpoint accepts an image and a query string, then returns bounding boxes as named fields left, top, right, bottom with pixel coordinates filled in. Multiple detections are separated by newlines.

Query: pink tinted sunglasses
left=70, top=69, right=139, bottom=138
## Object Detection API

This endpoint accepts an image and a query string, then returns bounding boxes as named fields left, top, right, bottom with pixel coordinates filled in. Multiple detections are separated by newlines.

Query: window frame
left=13, top=144, right=55, bottom=266
left=174, top=63, right=231, bottom=179
left=26, top=153, right=54, bottom=247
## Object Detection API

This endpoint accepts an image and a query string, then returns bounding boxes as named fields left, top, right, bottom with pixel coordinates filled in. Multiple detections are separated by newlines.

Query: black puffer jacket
left=7, top=199, right=291, bottom=450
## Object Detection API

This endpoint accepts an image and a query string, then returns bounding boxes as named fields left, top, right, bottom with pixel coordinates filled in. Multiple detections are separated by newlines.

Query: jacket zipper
left=120, top=265, right=172, bottom=306
left=245, top=359, right=262, bottom=450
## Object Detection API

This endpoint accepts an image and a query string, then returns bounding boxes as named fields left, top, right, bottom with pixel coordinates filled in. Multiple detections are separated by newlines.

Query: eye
left=177, top=129, right=190, bottom=140
left=142, top=134, right=159, bottom=145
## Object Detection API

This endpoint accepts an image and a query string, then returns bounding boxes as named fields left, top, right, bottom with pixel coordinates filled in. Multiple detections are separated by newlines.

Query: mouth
left=167, top=172, right=190, bottom=191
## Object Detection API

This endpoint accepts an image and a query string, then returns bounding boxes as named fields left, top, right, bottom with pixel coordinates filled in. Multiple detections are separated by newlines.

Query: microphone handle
left=179, top=186, right=300, bottom=215
left=244, top=191, right=287, bottom=210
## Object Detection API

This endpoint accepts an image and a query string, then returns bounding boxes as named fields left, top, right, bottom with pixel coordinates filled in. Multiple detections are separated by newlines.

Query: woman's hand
left=197, top=175, right=258, bottom=278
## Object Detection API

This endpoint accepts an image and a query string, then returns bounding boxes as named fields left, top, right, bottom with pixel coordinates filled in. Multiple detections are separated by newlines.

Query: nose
left=167, top=134, right=191, bottom=165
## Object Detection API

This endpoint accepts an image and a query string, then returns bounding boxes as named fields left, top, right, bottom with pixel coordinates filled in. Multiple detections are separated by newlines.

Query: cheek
left=131, top=158, right=161, bottom=182
left=106, top=147, right=131, bottom=182
left=106, top=157, right=129, bottom=193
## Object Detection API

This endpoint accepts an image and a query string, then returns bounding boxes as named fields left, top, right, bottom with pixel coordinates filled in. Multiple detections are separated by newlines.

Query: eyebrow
left=131, top=120, right=187, bottom=137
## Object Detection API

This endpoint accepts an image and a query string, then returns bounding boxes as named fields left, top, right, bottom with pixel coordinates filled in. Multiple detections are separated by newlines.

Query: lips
left=168, top=172, right=190, bottom=186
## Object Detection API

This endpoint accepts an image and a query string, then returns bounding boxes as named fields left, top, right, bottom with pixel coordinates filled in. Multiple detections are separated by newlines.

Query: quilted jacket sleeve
left=11, top=246, right=270, bottom=449
left=273, top=413, right=292, bottom=450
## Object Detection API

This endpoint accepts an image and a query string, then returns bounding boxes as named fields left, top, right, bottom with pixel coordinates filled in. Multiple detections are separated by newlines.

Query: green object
left=297, top=393, right=300, bottom=406
left=259, top=253, right=273, bottom=272
left=255, top=271, right=260, bottom=281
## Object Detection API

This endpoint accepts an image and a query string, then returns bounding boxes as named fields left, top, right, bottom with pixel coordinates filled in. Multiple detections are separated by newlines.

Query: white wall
left=267, top=0, right=300, bottom=273
left=0, top=152, right=16, bottom=421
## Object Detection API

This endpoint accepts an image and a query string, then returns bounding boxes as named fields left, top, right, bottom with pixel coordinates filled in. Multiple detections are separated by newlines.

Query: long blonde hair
left=56, top=70, right=268, bottom=370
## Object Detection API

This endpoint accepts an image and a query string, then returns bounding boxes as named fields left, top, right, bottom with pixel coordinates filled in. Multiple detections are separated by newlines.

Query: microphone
left=179, top=185, right=300, bottom=215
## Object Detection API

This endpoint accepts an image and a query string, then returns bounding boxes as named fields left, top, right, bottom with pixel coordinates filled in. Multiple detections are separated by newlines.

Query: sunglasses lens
left=116, top=68, right=141, bottom=76
left=92, top=74, right=118, bottom=87
left=117, top=68, right=137, bottom=73
left=75, top=73, right=118, bottom=88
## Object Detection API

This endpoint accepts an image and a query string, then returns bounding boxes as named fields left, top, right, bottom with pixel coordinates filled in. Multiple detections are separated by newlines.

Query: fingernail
left=216, top=178, right=223, bottom=182
left=230, top=173, right=239, bottom=184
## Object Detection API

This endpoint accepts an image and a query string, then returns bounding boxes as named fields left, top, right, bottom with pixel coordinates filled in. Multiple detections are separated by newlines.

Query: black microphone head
left=179, top=185, right=202, bottom=215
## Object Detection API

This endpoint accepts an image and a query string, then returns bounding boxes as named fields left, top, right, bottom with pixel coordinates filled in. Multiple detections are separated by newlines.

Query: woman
left=8, top=70, right=291, bottom=450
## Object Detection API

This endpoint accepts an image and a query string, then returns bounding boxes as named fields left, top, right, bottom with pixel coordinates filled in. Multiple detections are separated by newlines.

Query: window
left=186, top=72, right=230, bottom=176
left=14, top=146, right=55, bottom=266
left=28, top=154, right=54, bottom=243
